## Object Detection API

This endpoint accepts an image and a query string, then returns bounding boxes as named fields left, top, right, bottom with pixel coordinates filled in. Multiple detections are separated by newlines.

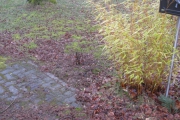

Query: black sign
left=159, top=0, right=180, bottom=16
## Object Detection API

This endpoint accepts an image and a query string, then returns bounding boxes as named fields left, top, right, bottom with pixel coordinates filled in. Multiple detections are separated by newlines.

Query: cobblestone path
left=0, top=61, right=80, bottom=108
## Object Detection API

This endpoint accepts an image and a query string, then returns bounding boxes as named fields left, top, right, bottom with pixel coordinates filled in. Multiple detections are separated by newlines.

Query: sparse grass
left=72, top=35, right=83, bottom=40
left=0, top=0, right=102, bottom=64
left=1, top=0, right=102, bottom=60
left=63, top=109, right=71, bottom=115
left=49, top=99, right=58, bottom=106
left=38, top=100, right=45, bottom=105
left=24, top=41, right=38, bottom=49
left=75, top=107, right=83, bottom=111
left=19, top=101, right=30, bottom=108
left=92, top=68, right=101, bottom=74
left=65, top=39, right=94, bottom=54
left=12, top=33, right=21, bottom=40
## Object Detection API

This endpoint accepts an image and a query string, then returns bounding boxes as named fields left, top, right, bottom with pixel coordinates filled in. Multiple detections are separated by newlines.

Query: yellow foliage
left=89, top=0, right=178, bottom=93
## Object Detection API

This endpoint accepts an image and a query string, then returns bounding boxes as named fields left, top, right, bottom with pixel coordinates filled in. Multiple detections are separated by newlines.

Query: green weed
left=0, top=62, right=6, bottom=70
left=65, top=40, right=92, bottom=54
left=12, top=33, right=21, bottom=40
left=38, top=100, right=44, bottom=105
left=158, top=94, right=177, bottom=113
left=92, top=68, right=101, bottom=74
left=50, top=99, right=58, bottom=106
left=24, top=41, right=38, bottom=49
left=0, top=56, right=7, bottom=70
left=72, top=35, right=83, bottom=40
left=75, top=107, right=83, bottom=111
left=64, top=109, right=71, bottom=115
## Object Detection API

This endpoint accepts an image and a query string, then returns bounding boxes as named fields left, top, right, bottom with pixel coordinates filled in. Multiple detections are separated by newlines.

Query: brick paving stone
left=12, top=68, right=26, bottom=75
left=29, top=94, right=41, bottom=102
left=64, top=91, right=74, bottom=97
left=33, top=98, right=41, bottom=104
left=36, top=79, right=45, bottom=84
left=21, top=64, right=35, bottom=70
left=64, top=95, right=76, bottom=104
left=71, top=102, right=80, bottom=107
left=24, top=70, right=36, bottom=77
left=0, top=86, right=4, bottom=94
left=43, top=77, right=53, bottom=83
left=45, top=94, right=54, bottom=102
left=19, top=86, right=28, bottom=92
left=29, top=74, right=38, bottom=79
left=29, top=83, right=40, bottom=90
left=35, top=73, right=45, bottom=79
left=4, top=74, right=15, bottom=80
left=12, top=64, right=23, bottom=70
left=59, top=80, right=67, bottom=86
left=0, top=93, right=8, bottom=99
left=69, top=87, right=76, bottom=91
left=42, top=81, right=54, bottom=88
left=7, top=94, right=22, bottom=101
left=0, top=61, right=80, bottom=108
left=17, top=82, right=26, bottom=87
left=0, top=79, right=5, bottom=84
left=55, top=94, right=66, bottom=101
left=9, top=86, right=18, bottom=95
left=0, top=68, right=14, bottom=74
left=5, top=81, right=16, bottom=87
left=50, top=84, right=62, bottom=91
left=16, top=72, right=26, bottom=78
left=27, top=61, right=38, bottom=68
left=60, top=87, right=67, bottom=93
left=46, top=73, right=59, bottom=81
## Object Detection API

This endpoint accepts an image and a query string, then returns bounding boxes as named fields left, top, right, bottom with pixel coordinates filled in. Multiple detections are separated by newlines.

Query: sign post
left=159, top=0, right=180, bottom=97
left=165, top=17, right=180, bottom=97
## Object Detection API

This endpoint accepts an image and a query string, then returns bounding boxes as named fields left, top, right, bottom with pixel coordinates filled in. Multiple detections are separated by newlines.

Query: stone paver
left=9, top=86, right=18, bottom=95
left=0, top=61, right=81, bottom=108
left=0, top=79, right=5, bottom=84
left=4, top=74, right=15, bottom=80
left=0, top=86, right=4, bottom=94
left=5, top=81, right=16, bottom=87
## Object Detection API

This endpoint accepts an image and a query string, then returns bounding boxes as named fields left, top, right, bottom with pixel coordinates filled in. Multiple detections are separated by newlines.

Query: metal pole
left=165, top=17, right=180, bottom=97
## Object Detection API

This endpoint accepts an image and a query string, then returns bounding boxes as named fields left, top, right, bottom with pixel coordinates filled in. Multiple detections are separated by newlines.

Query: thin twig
left=0, top=99, right=16, bottom=114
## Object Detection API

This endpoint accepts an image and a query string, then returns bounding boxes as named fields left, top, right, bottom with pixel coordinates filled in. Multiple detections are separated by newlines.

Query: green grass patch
left=63, top=109, right=71, bottom=115
left=72, top=35, right=83, bottom=40
left=92, top=68, right=101, bottom=74
left=0, top=56, right=7, bottom=70
left=75, top=107, right=83, bottom=111
left=12, top=33, right=21, bottom=40
left=24, top=41, right=38, bottom=49
left=0, top=62, right=6, bottom=70
left=65, top=40, right=92, bottom=54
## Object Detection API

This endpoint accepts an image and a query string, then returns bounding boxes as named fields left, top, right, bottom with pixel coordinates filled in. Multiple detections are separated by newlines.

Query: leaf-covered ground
left=0, top=0, right=180, bottom=119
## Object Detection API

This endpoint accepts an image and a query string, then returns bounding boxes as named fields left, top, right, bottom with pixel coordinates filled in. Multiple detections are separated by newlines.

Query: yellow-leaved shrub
left=89, top=0, right=178, bottom=93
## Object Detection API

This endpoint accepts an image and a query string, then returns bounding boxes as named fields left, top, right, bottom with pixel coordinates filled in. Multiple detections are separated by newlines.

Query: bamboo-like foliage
left=89, top=0, right=178, bottom=93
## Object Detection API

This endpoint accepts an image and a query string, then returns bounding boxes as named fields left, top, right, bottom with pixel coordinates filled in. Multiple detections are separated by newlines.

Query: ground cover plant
left=0, top=0, right=180, bottom=119
left=0, top=56, right=7, bottom=70
left=88, top=0, right=178, bottom=94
